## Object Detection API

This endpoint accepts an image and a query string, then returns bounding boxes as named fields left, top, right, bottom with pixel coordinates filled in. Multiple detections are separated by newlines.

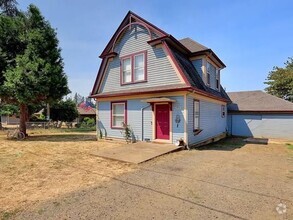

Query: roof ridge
left=227, top=90, right=263, bottom=93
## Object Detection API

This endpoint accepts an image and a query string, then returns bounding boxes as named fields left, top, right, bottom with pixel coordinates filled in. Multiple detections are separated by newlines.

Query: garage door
left=228, top=114, right=293, bottom=140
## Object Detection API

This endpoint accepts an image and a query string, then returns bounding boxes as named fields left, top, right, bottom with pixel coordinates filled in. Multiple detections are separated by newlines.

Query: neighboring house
left=227, top=91, right=293, bottom=140
left=0, top=115, right=20, bottom=125
left=76, top=106, right=96, bottom=123
left=90, top=11, right=230, bottom=146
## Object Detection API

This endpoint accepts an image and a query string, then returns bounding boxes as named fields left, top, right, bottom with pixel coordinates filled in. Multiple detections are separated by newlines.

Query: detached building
left=227, top=91, right=293, bottom=140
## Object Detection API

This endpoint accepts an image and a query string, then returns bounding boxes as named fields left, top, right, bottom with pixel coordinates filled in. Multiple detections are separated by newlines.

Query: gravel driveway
left=4, top=138, right=293, bottom=220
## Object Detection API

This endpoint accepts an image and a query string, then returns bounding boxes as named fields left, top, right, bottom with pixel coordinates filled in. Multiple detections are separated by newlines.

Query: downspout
left=141, top=104, right=151, bottom=142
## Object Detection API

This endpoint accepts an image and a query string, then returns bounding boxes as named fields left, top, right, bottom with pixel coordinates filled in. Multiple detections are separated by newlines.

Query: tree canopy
left=50, top=99, right=78, bottom=123
left=0, top=4, right=70, bottom=134
left=0, top=104, right=18, bottom=116
left=0, top=0, right=18, bottom=16
left=264, top=57, right=293, bottom=102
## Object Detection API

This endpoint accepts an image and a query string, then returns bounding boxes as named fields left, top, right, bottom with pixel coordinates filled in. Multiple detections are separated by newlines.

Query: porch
left=91, top=141, right=183, bottom=164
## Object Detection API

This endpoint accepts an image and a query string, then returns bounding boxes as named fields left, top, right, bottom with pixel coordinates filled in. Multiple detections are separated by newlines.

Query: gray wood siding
left=171, top=96, right=185, bottom=143
left=228, top=114, right=293, bottom=140
left=127, top=99, right=152, bottom=141
left=97, top=96, right=184, bottom=143
left=97, top=100, right=152, bottom=141
left=192, top=59, right=202, bottom=78
left=187, top=95, right=227, bottom=145
left=97, top=101, right=122, bottom=138
left=99, top=25, right=183, bottom=93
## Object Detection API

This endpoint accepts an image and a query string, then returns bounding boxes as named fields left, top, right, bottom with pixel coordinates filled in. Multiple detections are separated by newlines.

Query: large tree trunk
left=19, top=104, right=28, bottom=136
left=0, top=116, right=2, bottom=130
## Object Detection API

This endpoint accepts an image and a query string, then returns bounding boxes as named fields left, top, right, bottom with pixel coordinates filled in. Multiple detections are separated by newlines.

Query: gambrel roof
left=179, top=37, right=208, bottom=53
left=91, top=11, right=229, bottom=102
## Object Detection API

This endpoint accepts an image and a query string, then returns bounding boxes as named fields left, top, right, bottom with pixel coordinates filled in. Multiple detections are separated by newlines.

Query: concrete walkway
left=91, top=142, right=183, bottom=164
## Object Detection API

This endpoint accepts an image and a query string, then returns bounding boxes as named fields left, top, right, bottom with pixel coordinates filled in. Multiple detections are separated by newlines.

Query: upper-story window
left=121, top=51, right=147, bottom=85
left=216, top=69, right=220, bottom=90
left=206, top=62, right=211, bottom=86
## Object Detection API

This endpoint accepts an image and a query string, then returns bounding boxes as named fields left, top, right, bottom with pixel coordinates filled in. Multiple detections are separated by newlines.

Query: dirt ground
left=0, top=131, right=292, bottom=220
left=0, top=130, right=136, bottom=219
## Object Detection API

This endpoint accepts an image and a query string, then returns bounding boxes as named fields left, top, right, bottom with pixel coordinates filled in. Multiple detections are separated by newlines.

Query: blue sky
left=19, top=0, right=293, bottom=97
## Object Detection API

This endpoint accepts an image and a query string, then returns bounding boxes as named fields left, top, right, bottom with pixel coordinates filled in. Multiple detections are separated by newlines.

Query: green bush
left=80, top=117, right=95, bottom=128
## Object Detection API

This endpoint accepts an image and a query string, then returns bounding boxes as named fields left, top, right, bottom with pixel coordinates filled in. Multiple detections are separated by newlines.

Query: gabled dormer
left=179, top=38, right=226, bottom=92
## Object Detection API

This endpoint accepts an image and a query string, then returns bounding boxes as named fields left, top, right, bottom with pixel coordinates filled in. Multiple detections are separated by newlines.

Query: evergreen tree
left=0, top=5, right=69, bottom=135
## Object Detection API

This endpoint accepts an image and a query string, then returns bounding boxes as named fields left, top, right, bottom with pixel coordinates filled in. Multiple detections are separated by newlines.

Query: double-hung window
left=216, top=69, right=220, bottom=90
left=111, top=102, right=126, bottom=128
left=121, top=51, right=146, bottom=84
left=206, top=62, right=211, bottom=86
left=193, top=100, right=200, bottom=130
left=134, top=54, right=144, bottom=81
left=122, top=58, right=131, bottom=83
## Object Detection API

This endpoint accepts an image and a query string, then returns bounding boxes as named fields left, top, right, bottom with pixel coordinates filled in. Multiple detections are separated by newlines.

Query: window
left=216, top=69, right=220, bottom=90
left=207, top=62, right=211, bottom=86
left=122, top=58, right=131, bottom=83
left=221, top=105, right=225, bottom=118
left=121, top=51, right=146, bottom=85
left=193, top=100, right=200, bottom=130
left=111, top=102, right=126, bottom=128
left=134, top=54, right=144, bottom=81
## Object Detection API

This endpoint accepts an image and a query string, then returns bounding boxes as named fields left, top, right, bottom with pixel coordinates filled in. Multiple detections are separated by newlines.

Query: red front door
left=155, top=104, right=170, bottom=140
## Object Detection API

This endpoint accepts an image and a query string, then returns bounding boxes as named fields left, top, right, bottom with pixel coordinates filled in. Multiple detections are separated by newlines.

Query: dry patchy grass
left=0, top=130, right=136, bottom=218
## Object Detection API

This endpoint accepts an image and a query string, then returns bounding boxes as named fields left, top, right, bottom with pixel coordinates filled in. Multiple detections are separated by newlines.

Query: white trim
left=184, top=94, right=188, bottom=144
left=134, top=53, right=145, bottom=81
left=111, top=102, right=126, bottom=128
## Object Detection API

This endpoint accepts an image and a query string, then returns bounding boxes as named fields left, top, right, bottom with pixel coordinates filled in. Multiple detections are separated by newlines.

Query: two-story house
left=90, top=11, right=230, bottom=147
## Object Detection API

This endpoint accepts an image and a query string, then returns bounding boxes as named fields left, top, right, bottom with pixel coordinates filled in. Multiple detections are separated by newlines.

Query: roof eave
left=190, top=49, right=226, bottom=68
left=189, top=87, right=230, bottom=103
left=228, top=110, right=293, bottom=114
left=90, top=86, right=192, bottom=99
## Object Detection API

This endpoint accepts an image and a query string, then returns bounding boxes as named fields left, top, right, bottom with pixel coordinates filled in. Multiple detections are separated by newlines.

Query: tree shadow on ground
left=195, top=137, right=246, bottom=151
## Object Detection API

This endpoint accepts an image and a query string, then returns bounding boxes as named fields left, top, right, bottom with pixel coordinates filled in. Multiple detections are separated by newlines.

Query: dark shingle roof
left=227, top=90, right=293, bottom=112
left=169, top=46, right=230, bottom=101
left=179, top=37, right=208, bottom=53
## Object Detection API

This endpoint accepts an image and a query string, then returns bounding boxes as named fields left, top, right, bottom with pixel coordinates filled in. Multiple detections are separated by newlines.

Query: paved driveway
left=10, top=138, right=293, bottom=219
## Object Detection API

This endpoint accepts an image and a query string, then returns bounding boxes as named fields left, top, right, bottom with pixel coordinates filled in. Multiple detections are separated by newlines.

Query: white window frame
left=206, top=62, right=211, bottom=86
left=221, top=105, right=225, bottom=118
left=134, top=53, right=145, bottom=82
left=121, top=51, right=146, bottom=85
left=193, top=100, right=200, bottom=130
left=111, top=102, right=126, bottom=128
left=216, top=69, right=220, bottom=90
left=122, top=57, right=132, bottom=84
